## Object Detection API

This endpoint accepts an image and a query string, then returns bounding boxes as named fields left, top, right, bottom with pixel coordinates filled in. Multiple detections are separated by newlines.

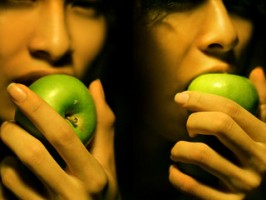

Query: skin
left=0, top=0, right=106, bottom=121
left=0, top=0, right=119, bottom=199
left=133, top=0, right=266, bottom=199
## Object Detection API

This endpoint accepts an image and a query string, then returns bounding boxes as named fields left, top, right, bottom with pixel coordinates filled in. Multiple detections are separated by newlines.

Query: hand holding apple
left=14, top=74, right=97, bottom=163
left=177, top=73, right=259, bottom=185
left=1, top=77, right=119, bottom=199
left=187, top=73, right=259, bottom=114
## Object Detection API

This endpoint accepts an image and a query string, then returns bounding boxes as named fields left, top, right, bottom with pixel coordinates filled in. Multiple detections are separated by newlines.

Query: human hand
left=170, top=68, right=266, bottom=199
left=249, top=67, right=266, bottom=122
left=0, top=79, right=119, bottom=200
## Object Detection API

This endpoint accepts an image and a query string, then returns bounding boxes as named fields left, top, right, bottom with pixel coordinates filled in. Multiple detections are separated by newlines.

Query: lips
left=13, top=71, right=55, bottom=87
left=185, top=65, right=235, bottom=90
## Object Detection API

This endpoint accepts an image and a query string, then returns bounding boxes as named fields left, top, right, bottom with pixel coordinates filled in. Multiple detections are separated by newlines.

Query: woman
left=129, top=0, right=266, bottom=199
left=0, top=0, right=120, bottom=199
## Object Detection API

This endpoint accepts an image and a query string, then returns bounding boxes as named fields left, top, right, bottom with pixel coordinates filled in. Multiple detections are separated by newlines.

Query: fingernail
left=174, top=92, right=189, bottom=105
left=7, top=83, right=27, bottom=102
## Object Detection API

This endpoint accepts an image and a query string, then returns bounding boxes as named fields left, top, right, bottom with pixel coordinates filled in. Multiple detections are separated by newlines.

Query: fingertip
left=174, top=92, right=189, bottom=105
left=249, top=66, right=265, bottom=82
left=7, top=83, right=27, bottom=103
left=89, top=79, right=105, bottom=100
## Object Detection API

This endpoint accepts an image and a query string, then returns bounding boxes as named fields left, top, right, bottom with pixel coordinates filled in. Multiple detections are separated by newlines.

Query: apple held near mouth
left=187, top=73, right=259, bottom=114
left=177, top=73, right=259, bottom=186
left=15, top=74, right=97, bottom=147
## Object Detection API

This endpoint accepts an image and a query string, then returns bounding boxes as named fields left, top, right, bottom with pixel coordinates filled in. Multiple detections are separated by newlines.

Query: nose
left=197, top=0, right=239, bottom=53
left=29, top=3, right=72, bottom=65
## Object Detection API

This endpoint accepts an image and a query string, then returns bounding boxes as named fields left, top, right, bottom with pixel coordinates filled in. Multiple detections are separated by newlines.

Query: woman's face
left=134, top=0, right=254, bottom=141
left=0, top=0, right=107, bottom=121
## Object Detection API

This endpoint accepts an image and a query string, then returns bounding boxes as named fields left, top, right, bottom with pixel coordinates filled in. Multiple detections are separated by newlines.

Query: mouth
left=13, top=71, right=55, bottom=87
left=184, top=64, right=237, bottom=90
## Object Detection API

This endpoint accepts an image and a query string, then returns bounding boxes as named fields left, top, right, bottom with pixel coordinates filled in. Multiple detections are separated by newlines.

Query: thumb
left=88, top=79, right=116, bottom=174
left=249, top=67, right=266, bottom=121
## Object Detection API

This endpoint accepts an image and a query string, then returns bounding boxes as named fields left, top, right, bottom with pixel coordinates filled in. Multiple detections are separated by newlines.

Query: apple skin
left=187, top=73, right=259, bottom=114
left=15, top=74, right=97, bottom=146
left=178, top=73, right=259, bottom=186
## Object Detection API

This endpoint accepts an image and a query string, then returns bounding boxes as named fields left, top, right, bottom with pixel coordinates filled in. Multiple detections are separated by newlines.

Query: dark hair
left=82, top=0, right=120, bottom=85
left=134, top=0, right=266, bottom=22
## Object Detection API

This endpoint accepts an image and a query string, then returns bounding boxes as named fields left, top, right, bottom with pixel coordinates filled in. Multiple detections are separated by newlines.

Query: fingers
left=89, top=79, right=115, bottom=130
left=173, top=90, right=266, bottom=197
left=87, top=80, right=119, bottom=199
left=169, top=165, right=245, bottom=200
left=175, top=91, right=266, bottom=142
left=175, top=91, right=266, bottom=170
left=1, top=156, right=45, bottom=200
left=171, top=141, right=261, bottom=193
left=6, top=83, right=105, bottom=182
left=0, top=122, right=72, bottom=196
left=7, top=83, right=87, bottom=165
left=5, top=81, right=118, bottom=198
left=186, top=111, right=256, bottom=165
left=88, top=79, right=116, bottom=174
left=249, top=67, right=266, bottom=122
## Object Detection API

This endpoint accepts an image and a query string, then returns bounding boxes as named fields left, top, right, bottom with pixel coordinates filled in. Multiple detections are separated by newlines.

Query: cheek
left=135, top=24, right=192, bottom=95
left=70, top=18, right=107, bottom=77
left=233, top=18, right=254, bottom=57
left=0, top=19, right=26, bottom=61
left=0, top=11, right=36, bottom=69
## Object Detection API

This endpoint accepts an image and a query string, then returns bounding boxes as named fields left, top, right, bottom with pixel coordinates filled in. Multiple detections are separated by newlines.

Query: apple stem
left=67, top=115, right=78, bottom=127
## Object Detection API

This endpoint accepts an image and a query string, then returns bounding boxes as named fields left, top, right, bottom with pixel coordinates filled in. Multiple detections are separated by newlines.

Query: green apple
left=187, top=73, right=259, bottom=114
left=15, top=74, right=97, bottom=147
left=178, top=73, right=259, bottom=186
